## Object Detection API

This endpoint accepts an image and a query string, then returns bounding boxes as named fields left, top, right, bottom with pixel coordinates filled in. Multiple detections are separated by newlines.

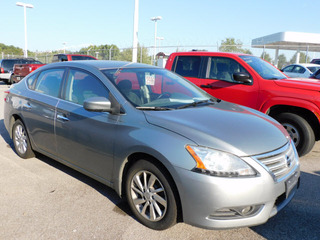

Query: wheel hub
left=282, top=123, right=300, bottom=147
left=130, top=170, right=167, bottom=222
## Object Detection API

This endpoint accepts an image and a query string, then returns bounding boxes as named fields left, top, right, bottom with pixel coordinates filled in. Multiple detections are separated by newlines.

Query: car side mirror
left=84, top=97, right=113, bottom=113
left=233, top=72, right=252, bottom=84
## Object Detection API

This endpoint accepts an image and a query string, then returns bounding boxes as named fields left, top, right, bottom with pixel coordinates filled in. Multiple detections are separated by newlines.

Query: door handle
left=23, top=103, right=32, bottom=110
left=57, top=114, right=69, bottom=122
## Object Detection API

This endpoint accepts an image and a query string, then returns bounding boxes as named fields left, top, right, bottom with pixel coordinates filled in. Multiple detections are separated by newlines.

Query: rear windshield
left=71, top=56, right=96, bottom=61
left=2, top=59, right=30, bottom=70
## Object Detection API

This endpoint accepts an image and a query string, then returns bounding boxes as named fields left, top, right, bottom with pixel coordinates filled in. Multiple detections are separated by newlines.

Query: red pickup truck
left=11, top=60, right=45, bottom=84
left=165, top=51, right=320, bottom=156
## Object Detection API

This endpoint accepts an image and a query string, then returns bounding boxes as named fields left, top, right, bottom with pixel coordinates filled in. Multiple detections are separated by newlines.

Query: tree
left=79, top=44, right=120, bottom=60
left=261, top=52, right=272, bottom=63
left=277, top=54, right=287, bottom=69
left=289, top=52, right=311, bottom=64
left=219, top=38, right=252, bottom=54
left=0, top=43, right=24, bottom=57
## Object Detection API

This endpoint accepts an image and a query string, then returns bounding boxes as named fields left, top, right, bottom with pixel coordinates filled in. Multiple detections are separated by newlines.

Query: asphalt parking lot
left=0, top=82, right=319, bottom=240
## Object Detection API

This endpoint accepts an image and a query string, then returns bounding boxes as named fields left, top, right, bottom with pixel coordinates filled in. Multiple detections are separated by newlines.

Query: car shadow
left=0, top=119, right=14, bottom=147
left=251, top=171, right=320, bottom=240
left=35, top=152, right=134, bottom=217
left=0, top=119, right=133, bottom=218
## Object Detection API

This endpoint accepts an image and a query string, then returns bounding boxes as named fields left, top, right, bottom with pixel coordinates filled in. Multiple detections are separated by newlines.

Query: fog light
left=209, top=205, right=263, bottom=220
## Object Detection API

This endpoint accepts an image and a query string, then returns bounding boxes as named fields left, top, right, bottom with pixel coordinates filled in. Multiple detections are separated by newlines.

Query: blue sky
left=1, top=0, right=320, bottom=54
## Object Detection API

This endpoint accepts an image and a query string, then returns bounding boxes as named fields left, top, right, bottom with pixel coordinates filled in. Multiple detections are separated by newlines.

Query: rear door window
left=292, top=66, right=305, bottom=74
left=34, top=69, right=64, bottom=98
left=174, top=56, right=201, bottom=78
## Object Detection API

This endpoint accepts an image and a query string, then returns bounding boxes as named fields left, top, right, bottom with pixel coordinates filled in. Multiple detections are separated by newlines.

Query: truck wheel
left=275, top=112, right=315, bottom=156
left=125, top=160, right=177, bottom=230
left=12, top=119, right=35, bottom=159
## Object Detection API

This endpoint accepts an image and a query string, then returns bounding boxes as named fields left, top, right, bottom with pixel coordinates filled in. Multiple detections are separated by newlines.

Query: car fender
left=260, top=97, right=320, bottom=122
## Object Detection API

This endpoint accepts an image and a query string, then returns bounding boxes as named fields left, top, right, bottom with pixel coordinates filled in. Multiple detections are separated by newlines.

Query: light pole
left=132, top=0, right=139, bottom=62
left=62, top=42, right=67, bottom=53
left=16, top=2, right=34, bottom=58
left=157, top=37, right=164, bottom=53
left=151, top=16, right=162, bottom=65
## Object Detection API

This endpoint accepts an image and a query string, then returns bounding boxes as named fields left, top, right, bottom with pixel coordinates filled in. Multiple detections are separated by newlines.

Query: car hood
left=275, top=78, right=320, bottom=91
left=143, top=101, right=289, bottom=156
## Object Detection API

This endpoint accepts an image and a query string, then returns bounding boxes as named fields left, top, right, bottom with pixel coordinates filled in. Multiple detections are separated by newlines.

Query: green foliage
left=261, top=52, right=272, bottom=63
left=0, top=43, right=24, bottom=57
left=78, top=44, right=120, bottom=60
left=289, top=52, right=311, bottom=64
left=277, top=54, right=287, bottom=69
left=78, top=44, right=151, bottom=64
left=219, top=38, right=252, bottom=54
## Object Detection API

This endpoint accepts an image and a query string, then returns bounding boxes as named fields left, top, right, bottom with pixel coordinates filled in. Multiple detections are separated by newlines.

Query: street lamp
left=151, top=16, right=162, bottom=65
left=16, top=2, right=34, bottom=58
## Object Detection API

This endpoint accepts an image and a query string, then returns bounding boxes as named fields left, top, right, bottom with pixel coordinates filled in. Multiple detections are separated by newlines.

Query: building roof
left=252, top=32, right=320, bottom=52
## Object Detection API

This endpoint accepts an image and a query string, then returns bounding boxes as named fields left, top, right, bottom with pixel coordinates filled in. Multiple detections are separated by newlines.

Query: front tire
left=12, top=120, right=35, bottom=159
left=275, top=112, right=315, bottom=156
left=125, top=160, right=177, bottom=230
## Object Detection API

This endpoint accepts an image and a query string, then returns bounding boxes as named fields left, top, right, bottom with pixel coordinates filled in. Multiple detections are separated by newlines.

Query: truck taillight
left=0, top=67, right=4, bottom=73
left=29, top=66, right=32, bottom=72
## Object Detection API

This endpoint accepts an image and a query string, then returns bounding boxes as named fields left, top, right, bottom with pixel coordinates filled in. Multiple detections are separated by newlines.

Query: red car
left=52, top=54, right=97, bottom=62
left=165, top=51, right=320, bottom=156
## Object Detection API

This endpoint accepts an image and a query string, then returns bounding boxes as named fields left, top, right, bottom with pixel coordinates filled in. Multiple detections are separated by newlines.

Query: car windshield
left=102, top=67, right=216, bottom=109
left=239, top=55, right=287, bottom=80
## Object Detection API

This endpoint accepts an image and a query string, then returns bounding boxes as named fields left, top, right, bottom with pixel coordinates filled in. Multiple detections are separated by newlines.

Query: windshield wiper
left=177, top=99, right=217, bottom=109
left=136, top=106, right=174, bottom=111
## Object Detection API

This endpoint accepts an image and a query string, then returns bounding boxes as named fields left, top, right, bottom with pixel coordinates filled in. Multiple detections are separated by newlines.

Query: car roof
left=42, top=60, right=158, bottom=70
left=169, top=51, right=251, bottom=57
left=287, top=63, right=320, bottom=67
left=54, top=53, right=94, bottom=57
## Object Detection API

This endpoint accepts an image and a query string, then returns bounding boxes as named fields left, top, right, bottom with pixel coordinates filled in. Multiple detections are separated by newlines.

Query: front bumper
left=174, top=153, right=300, bottom=229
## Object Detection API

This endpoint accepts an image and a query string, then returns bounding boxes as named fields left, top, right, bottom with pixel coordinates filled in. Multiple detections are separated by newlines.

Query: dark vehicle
left=4, top=61, right=299, bottom=230
left=0, top=58, right=39, bottom=84
left=52, top=54, right=97, bottom=62
left=310, top=68, right=320, bottom=79
left=11, top=60, right=44, bottom=84
left=310, top=58, right=320, bottom=65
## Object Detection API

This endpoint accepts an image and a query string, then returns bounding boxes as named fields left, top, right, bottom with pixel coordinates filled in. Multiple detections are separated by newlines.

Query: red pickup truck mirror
left=233, top=72, right=252, bottom=84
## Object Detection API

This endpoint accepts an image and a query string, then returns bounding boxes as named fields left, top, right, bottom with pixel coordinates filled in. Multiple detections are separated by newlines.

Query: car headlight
left=186, top=145, right=257, bottom=177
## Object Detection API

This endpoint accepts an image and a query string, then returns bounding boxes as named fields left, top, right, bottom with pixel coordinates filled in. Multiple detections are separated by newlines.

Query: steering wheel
left=157, top=92, right=171, bottom=99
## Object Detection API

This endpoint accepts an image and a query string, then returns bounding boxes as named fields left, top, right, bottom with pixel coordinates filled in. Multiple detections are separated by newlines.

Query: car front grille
left=253, top=142, right=298, bottom=182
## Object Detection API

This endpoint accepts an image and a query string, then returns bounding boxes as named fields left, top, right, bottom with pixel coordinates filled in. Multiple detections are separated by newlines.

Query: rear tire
left=125, top=160, right=177, bottom=230
left=275, top=112, right=315, bottom=156
left=12, top=120, right=35, bottom=159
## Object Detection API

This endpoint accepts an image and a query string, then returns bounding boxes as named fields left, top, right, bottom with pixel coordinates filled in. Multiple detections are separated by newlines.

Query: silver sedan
left=4, top=60, right=300, bottom=230
left=281, top=63, right=320, bottom=78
